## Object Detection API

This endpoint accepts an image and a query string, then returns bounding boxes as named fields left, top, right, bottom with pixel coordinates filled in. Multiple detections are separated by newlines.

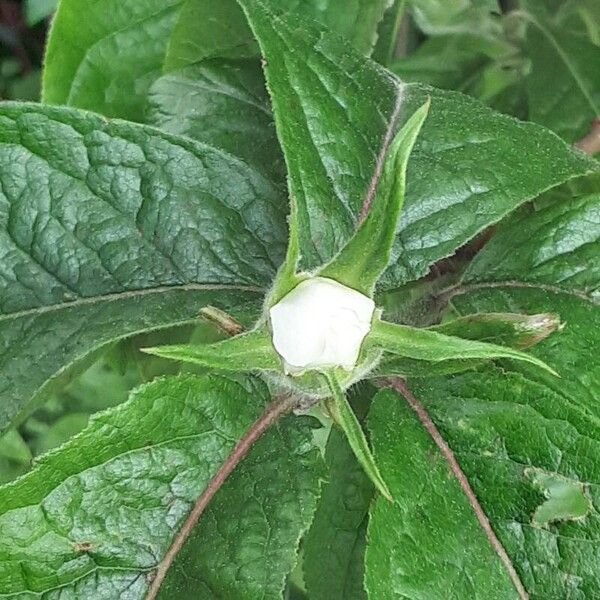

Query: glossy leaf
left=368, top=318, right=557, bottom=375
left=158, top=408, right=325, bottom=599
left=405, top=286, right=600, bottom=598
left=0, top=374, right=323, bottom=598
left=0, top=102, right=288, bottom=432
left=239, top=0, right=597, bottom=285
left=384, top=180, right=600, bottom=596
left=143, top=328, right=280, bottom=372
left=366, top=388, right=520, bottom=599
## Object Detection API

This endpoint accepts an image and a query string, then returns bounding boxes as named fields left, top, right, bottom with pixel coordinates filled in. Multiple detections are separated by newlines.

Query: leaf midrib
left=0, top=283, right=264, bottom=323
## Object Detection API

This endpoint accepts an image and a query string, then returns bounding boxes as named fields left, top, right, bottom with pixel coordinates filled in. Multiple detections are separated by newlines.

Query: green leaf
left=0, top=374, right=324, bottom=598
left=465, top=193, right=600, bottom=295
left=158, top=416, right=325, bottom=599
left=43, top=0, right=186, bottom=120
left=0, top=102, right=287, bottom=433
left=143, top=328, right=281, bottom=372
left=164, top=0, right=259, bottom=71
left=324, top=372, right=392, bottom=502
left=146, top=60, right=286, bottom=185
left=404, top=289, right=600, bottom=597
left=407, top=0, right=502, bottom=38
left=388, top=186, right=600, bottom=596
left=238, top=0, right=597, bottom=284
left=167, top=0, right=392, bottom=72
left=368, top=318, right=558, bottom=375
left=366, top=388, right=521, bottom=599
left=320, top=101, right=429, bottom=296
left=372, top=0, right=406, bottom=67
left=523, top=4, right=600, bottom=143
left=390, top=33, right=510, bottom=90
left=303, top=389, right=373, bottom=600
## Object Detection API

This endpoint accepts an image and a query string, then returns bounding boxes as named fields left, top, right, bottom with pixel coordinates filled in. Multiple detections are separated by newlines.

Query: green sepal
left=434, top=312, right=561, bottom=349
left=367, top=317, right=559, bottom=376
left=142, top=328, right=280, bottom=372
left=266, top=196, right=306, bottom=307
left=319, top=100, right=430, bottom=296
left=376, top=311, right=560, bottom=377
left=323, top=371, right=393, bottom=502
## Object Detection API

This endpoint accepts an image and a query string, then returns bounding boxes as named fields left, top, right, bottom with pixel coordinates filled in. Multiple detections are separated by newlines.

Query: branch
left=575, top=117, right=600, bottom=156
left=145, top=392, right=298, bottom=600
left=383, top=378, right=529, bottom=600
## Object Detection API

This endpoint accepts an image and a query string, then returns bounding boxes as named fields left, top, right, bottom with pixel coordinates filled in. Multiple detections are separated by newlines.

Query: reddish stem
left=145, top=393, right=298, bottom=600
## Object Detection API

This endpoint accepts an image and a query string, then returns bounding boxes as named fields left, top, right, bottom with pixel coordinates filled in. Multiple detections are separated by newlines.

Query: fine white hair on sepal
left=269, top=277, right=375, bottom=375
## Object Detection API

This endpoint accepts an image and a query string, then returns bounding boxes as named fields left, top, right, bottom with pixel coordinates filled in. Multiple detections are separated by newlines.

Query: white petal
left=269, top=277, right=375, bottom=374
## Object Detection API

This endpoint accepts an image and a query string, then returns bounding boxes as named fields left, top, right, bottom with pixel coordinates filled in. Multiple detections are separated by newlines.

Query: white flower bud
left=269, top=277, right=375, bottom=374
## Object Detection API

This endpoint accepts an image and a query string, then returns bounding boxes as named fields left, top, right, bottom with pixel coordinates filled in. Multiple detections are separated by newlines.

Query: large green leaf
left=0, top=102, right=288, bottom=432
left=43, top=0, right=186, bottom=120
left=303, top=390, right=373, bottom=600
left=158, top=407, right=325, bottom=599
left=0, top=374, right=324, bottom=598
left=523, top=4, right=600, bottom=143
left=403, top=286, right=600, bottom=598
left=366, top=388, right=520, bottom=599
left=376, top=184, right=600, bottom=596
left=238, top=0, right=597, bottom=285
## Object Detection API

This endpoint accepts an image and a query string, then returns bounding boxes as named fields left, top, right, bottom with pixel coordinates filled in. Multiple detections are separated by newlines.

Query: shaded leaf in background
left=0, top=375, right=324, bottom=599
left=25, top=0, right=58, bottom=26
left=146, top=60, right=286, bottom=184
left=523, top=3, right=600, bottom=143
left=407, top=0, right=502, bottom=38
left=0, top=102, right=287, bottom=433
left=42, top=0, right=186, bottom=120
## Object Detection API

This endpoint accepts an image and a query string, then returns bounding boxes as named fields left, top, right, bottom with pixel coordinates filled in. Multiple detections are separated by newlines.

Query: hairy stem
left=575, top=117, right=600, bottom=156
left=384, top=378, right=529, bottom=600
left=145, top=392, right=298, bottom=600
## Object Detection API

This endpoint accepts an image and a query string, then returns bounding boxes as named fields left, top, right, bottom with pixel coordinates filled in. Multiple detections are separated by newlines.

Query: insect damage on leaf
left=526, top=468, right=592, bottom=528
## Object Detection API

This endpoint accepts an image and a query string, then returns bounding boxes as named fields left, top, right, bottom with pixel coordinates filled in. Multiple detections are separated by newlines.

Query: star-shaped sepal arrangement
left=144, top=101, right=559, bottom=501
